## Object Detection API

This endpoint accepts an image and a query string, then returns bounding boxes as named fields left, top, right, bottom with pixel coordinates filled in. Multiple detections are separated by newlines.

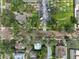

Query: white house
left=70, top=49, right=79, bottom=59
left=34, top=42, right=42, bottom=50
left=56, top=40, right=67, bottom=59
left=14, top=53, right=25, bottom=59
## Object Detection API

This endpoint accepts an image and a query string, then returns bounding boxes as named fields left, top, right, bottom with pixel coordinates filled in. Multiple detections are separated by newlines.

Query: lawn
left=48, top=0, right=74, bottom=31
left=2, top=0, right=5, bottom=5
left=53, top=0, right=74, bottom=21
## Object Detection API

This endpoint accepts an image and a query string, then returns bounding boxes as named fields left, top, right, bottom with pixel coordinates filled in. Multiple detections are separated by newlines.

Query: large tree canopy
left=1, top=10, right=19, bottom=27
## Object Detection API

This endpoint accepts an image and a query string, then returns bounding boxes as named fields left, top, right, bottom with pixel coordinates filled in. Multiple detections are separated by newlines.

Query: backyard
left=48, top=0, right=75, bottom=31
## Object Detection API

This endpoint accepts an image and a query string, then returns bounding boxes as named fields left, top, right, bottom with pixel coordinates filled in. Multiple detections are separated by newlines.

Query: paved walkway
left=47, top=46, right=52, bottom=59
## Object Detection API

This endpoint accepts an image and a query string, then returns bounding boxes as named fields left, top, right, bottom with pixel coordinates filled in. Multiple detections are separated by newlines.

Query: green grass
left=48, top=0, right=74, bottom=31
left=2, top=0, right=5, bottom=5
left=52, top=0, right=74, bottom=21
left=53, top=13, right=73, bottom=20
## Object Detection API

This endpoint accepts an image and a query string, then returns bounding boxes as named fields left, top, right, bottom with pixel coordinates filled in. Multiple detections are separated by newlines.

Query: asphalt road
left=41, top=0, right=49, bottom=22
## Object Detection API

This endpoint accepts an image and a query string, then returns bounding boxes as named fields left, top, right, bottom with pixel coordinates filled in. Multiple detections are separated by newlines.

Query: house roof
left=0, top=27, right=13, bottom=40
left=34, top=42, right=42, bottom=50
left=15, top=13, right=26, bottom=24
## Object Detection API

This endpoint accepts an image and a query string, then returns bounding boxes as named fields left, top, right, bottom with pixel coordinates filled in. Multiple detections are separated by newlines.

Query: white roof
left=15, top=13, right=26, bottom=24
left=34, top=43, right=41, bottom=50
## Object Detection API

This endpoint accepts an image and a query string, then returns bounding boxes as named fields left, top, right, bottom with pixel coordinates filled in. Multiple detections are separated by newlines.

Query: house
left=70, top=48, right=79, bottom=59
left=0, top=27, right=13, bottom=40
left=56, top=40, right=67, bottom=59
left=15, top=12, right=27, bottom=24
left=34, top=42, right=42, bottom=50
left=14, top=41, right=26, bottom=59
left=14, top=53, right=25, bottom=59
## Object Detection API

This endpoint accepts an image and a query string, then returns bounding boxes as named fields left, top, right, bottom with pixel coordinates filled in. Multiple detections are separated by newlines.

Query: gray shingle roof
left=15, top=13, right=26, bottom=24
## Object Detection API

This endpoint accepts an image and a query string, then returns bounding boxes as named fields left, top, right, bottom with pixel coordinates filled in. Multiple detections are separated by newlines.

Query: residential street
left=42, top=0, right=49, bottom=22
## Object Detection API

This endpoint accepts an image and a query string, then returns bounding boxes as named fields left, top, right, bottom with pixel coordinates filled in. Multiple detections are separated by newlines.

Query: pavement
left=47, top=46, right=52, bottom=59
left=41, top=0, right=49, bottom=22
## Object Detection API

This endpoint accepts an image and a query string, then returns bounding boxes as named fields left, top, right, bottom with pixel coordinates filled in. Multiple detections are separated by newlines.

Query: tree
left=30, top=12, right=40, bottom=28
left=70, top=16, right=77, bottom=24
left=49, top=6, right=58, bottom=15
left=37, top=46, right=47, bottom=59
left=2, top=39, right=16, bottom=53
left=11, top=0, right=36, bottom=13
left=47, top=17, right=57, bottom=30
left=1, top=10, right=19, bottom=27
left=25, top=4, right=36, bottom=13
left=11, top=0, right=24, bottom=11
left=64, top=24, right=74, bottom=32
left=64, top=36, right=70, bottom=42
